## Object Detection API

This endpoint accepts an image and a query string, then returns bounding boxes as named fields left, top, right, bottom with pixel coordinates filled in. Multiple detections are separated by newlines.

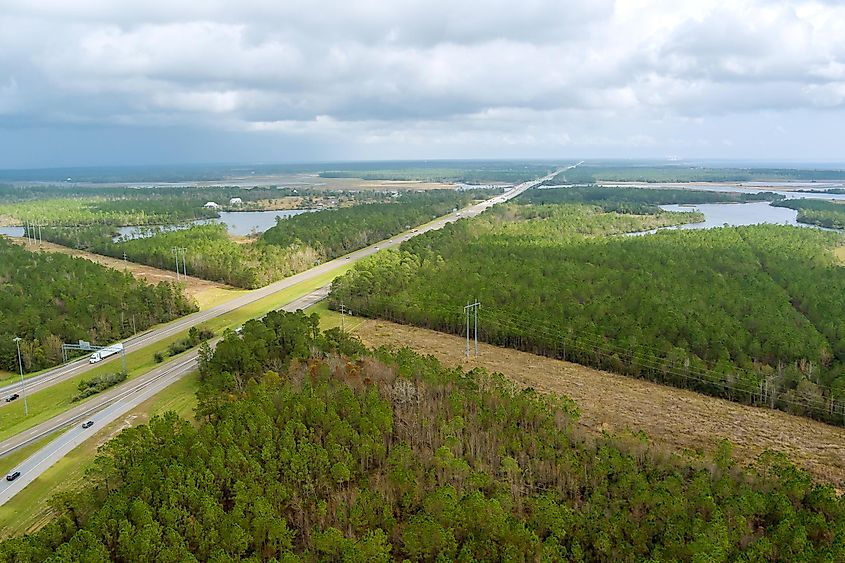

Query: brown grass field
left=353, top=318, right=845, bottom=488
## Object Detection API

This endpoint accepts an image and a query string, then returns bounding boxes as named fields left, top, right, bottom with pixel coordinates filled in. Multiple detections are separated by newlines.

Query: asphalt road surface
left=0, top=170, right=559, bottom=403
left=0, top=169, right=562, bottom=505
left=0, top=285, right=333, bottom=505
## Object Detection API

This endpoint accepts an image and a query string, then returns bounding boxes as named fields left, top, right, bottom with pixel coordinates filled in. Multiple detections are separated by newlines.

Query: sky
left=1, top=0, right=845, bottom=168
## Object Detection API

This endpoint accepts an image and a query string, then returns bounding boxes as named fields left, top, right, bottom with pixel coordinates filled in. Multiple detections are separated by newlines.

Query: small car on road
left=5, top=471, right=20, bottom=482
left=81, top=420, right=94, bottom=429
left=4, top=393, right=19, bottom=402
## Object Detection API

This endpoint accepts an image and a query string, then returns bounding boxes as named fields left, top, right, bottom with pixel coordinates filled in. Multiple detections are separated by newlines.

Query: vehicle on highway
left=89, top=342, right=124, bottom=364
left=5, top=393, right=19, bottom=402
left=81, top=420, right=94, bottom=429
left=374, top=246, right=379, bottom=250
left=5, top=471, right=20, bottom=481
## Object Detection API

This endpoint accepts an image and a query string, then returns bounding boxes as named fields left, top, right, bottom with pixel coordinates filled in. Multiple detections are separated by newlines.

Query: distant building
left=203, top=201, right=221, bottom=209
left=229, top=197, right=243, bottom=205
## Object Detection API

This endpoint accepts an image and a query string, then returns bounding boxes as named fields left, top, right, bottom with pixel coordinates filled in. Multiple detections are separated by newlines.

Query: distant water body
left=115, top=209, right=314, bottom=240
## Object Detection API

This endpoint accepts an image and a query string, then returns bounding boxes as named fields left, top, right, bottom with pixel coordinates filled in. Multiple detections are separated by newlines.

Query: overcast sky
left=1, top=0, right=844, bottom=168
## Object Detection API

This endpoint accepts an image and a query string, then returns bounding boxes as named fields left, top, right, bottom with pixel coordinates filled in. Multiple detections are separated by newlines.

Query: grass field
left=310, top=301, right=368, bottom=332
left=0, top=372, right=200, bottom=538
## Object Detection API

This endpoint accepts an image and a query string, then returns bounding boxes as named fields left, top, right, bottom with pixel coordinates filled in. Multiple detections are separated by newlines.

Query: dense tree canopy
left=772, top=199, right=845, bottom=229
left=0, top=238, right=196, bottom=373
left=331, top=203, right=845, bottom=425
left=36, top=191, right=475, bottom=289
left=522, top=186, right=781, bottom=214
left=261, top=191, right=477, bottom=260
left=3, top=311, right=843, bottom=561
left=39, top=223, right=321, bottom=290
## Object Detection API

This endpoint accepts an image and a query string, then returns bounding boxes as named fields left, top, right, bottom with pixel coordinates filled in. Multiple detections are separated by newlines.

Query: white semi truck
left=89, top=343, right=124, bottom=364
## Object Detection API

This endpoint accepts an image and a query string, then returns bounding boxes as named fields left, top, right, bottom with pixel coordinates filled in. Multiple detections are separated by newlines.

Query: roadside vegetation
left=261, top=190, right=477, bottom=259
left=72, top=371, right=128, bottom=402
left=0, top=265, right=348, bottom=442
left=41, top=223, right=321, bottom=289
left=330, top=202, right=845, bottom=426
left=2, top=311, right=843, bottom=560
left=0, top=238, right=196, bottom=373
left=37, top=191, right=475, bottom=289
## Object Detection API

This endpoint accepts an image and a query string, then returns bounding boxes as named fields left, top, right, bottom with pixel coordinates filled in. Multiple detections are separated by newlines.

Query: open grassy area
left=193, top=286, right=249, bottom=311
left=0, top=372, right=200, bottom=538
left=196, top=264, right=353, bottom=335
left=310, top=301, right=367, bottom=332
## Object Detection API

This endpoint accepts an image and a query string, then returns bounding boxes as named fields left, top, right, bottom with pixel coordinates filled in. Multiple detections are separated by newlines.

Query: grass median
left=0, top=264, right=352, bottom=443
left=0, top=372, right=200, bottom=538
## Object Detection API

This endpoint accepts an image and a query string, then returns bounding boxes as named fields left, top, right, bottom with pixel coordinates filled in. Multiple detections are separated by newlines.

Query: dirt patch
left=9, top=238, right=232, bottom=303
left=834, top=246, right=845, bottom=264
left=355, top=319, right=845, bottom=487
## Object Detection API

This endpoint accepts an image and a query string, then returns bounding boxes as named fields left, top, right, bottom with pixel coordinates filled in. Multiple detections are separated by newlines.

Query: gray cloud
left=1, top=0, right=844, bottom=166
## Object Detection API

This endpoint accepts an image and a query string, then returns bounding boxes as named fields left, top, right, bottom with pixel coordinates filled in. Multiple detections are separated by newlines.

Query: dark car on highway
left=5, top=471, right=20, bottom=482
left=4, top=394, right=19, bottom=402
left=81, top=420, right=94, bottom=429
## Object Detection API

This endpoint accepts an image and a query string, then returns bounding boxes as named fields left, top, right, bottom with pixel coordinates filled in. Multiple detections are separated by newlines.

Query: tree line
left=330, top=203, right=845, bottom=426
left=34, top=191, right=476, bottom=289
left=261, top=191, right=476, bottom=260
left=2, top=310, right=843, bottom=560
left=523, top=185, right=781, bottom=214
left=542, top=165, right=845, bottom=185
left=0, top=238, right=196, bottom=373
left=772, top=198, right=845, bottom=229
left=37, top=224, right=319, bottom=290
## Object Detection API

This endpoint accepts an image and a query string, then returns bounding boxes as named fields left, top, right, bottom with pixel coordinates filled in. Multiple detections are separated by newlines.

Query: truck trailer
left=89, top=343, right=124, bottom=364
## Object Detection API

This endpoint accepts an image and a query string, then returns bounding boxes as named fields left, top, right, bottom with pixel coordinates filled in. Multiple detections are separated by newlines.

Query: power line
left=345, top=295, right=845, bottom=420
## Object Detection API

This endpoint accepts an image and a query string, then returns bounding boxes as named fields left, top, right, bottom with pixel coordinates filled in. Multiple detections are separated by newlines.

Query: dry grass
left=354, top=319, right=845, bottom=488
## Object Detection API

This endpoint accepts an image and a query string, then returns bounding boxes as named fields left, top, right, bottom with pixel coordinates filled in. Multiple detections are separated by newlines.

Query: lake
left=115, top=209, right=314, bottom=240
left=628, top=201, right=836, bottom=236
left=0, top=227, right=24, bottom=237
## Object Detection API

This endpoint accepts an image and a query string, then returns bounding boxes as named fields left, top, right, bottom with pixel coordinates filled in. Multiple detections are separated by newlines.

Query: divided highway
left=0, top=168, right=562, bottom=505
left=0, top=287, right=331, bottom=504
left=1, top=169, right=557, bottom=401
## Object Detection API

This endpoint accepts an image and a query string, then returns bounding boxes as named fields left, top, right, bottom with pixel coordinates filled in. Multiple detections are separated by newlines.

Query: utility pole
left=464, top=301, right=480, bottom=359
left=339, top=303, right=346, bottom=331
left=12, top=337, right=28, bottom=416
left=180, top=247, right=187, bottom=277
left=171, top=247, right=182, bottom=280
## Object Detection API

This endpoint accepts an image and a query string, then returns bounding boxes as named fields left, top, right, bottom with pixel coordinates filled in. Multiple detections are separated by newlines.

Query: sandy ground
left=355, top=319, right=845, bottom=487
left=8, top=238, right=233, bottom=303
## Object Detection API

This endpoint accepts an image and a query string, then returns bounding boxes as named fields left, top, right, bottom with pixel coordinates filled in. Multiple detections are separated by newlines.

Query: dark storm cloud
left=0, top=0, right=844, bottom=166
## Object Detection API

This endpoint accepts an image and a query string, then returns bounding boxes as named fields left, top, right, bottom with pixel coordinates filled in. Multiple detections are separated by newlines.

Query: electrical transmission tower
left=464, top=301, right=481, bottom=359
